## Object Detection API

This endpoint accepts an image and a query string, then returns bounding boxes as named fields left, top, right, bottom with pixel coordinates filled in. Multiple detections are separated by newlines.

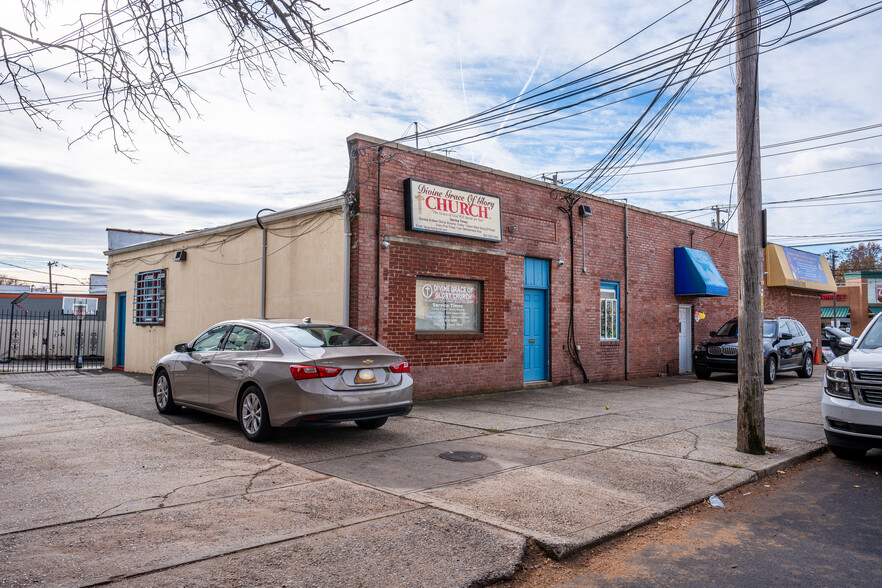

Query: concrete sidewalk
left=0, top=371, right=826, bottom=586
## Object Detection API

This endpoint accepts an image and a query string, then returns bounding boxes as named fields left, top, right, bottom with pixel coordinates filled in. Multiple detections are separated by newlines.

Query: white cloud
left=1, top=0, right=881, bottom=288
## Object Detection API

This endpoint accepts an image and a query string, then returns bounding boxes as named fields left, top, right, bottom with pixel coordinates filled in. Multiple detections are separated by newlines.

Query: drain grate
left=439, top=450, right=486, bottom=462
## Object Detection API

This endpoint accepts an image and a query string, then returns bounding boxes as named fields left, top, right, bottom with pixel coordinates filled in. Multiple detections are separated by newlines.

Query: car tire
left=797, top=353, right=814, bottom=378
left=238, top=386, right=272, bottom=442
left=829, top=444, right=867, bottom=460
left=355, top=417, right=388, bottom=430
left=154, top=370, right=181, bottom=415
left=695, top=368, right=712, bottom=380
left=764, top=355, right=777, bottom=385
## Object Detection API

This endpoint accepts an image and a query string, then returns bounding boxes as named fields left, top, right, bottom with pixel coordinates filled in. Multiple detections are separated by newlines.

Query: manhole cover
left=439, top=451, right=486, bottom=462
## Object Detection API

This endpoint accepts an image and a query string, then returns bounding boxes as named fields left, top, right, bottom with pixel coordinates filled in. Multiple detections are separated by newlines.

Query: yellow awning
left=766, top=244, right=837, bottom=293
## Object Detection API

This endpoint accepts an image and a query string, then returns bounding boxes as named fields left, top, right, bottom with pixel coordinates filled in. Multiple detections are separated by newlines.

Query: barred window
left=134, top=269, right=166, bottom=325
left=600, top=281, right=619, bottom=341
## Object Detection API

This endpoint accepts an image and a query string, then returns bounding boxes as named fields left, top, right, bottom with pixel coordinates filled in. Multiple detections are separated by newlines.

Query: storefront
left=820, top=270, right=882, bottom=335
left=104, top=133, right=828, bottom=398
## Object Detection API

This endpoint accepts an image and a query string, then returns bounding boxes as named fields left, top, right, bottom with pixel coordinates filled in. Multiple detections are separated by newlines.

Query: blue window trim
left=600, top=280, right=620, bottom=341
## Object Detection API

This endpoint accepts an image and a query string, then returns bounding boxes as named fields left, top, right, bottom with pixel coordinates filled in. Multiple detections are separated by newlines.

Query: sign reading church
left=404, top=179, right=502, bottom=242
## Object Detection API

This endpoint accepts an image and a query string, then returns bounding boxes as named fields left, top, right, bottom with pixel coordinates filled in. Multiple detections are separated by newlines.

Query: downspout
left=342, top=198, right=351, bottom=326
left=256, top=208, right=275, bottom=319
left=623, top=198, right=630, bottom=380
left=375, top=147, right=383, bottom=340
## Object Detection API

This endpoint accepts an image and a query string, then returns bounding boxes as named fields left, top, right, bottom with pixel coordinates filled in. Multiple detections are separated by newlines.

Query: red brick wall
left=764, top=286, right=823, bottom=350
left=345, top=136, right=820, bottom=397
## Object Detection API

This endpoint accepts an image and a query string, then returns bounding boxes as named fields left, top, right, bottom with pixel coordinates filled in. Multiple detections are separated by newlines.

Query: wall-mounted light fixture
left=578, top=204, right=592, bottom=217
left=557, top=258, right=565, bottom=267
left=173, top=250, right=187, bottom=262
left=381, top=239, right=390, bottom=249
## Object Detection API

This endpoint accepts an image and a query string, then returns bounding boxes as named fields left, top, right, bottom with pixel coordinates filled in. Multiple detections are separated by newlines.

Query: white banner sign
left=404, top=179, right=502, bottom=242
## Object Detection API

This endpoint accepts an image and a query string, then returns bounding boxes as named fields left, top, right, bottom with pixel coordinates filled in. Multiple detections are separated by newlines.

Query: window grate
left=133, top=269, right=166, bottom=325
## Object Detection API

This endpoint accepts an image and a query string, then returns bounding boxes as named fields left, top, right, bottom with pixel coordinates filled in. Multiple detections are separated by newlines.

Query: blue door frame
left=115, top=293, right=126, bottom=368
left=523, top=258, right=549, bottom=381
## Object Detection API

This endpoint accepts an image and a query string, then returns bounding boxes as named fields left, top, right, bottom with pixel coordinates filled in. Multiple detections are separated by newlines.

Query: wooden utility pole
left=735, top=0, right=765, bottom=455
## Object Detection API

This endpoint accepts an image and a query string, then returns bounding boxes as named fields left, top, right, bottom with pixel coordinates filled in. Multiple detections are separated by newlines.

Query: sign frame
left=403, top=178, right=503, bottom=243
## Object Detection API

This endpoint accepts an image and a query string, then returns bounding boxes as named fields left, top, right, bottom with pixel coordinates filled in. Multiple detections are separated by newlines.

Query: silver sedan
left=152, top=318, right=413, bottom=441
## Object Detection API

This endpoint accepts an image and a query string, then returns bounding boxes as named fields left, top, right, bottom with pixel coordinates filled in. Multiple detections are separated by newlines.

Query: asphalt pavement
left=0, top=369, right=829, bottom=586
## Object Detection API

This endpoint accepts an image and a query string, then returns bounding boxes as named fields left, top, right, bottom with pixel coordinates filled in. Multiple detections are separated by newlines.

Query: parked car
left=692, top=316, right=814, bottom=384
left=822, top=312, right=882, bottom=458
left=152, top=318, right=413, bottom=442
left=822, top=325, right=857, bottom=358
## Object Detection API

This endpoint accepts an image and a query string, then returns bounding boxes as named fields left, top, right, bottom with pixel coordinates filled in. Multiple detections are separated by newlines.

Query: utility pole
left=830, top=251, right=837, bottom=328
left=47, top=261, right=58, bottom=293
left=735, top=0, right=765, bottom=455
left=711, top=205, right=727, bottom=229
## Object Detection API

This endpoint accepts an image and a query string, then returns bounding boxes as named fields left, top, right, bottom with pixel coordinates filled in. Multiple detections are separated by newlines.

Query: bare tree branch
left=0, top=0, right=341, bottom=155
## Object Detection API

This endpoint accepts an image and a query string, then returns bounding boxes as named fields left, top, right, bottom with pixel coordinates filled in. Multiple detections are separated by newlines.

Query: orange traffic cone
left=814, top=342, right=822, bottom=365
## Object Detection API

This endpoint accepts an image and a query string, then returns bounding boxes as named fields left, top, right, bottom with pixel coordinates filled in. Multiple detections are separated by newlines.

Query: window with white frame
left=134, top=269, right=166, bottom=325
left=600, top=281, right=619, bottom=341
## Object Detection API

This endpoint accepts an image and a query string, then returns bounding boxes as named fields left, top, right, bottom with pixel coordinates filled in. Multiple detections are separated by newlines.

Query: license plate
left=355, top=368, right=376, bottom=383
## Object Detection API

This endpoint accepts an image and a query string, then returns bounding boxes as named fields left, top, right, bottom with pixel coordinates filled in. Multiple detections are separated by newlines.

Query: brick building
left=821, top=270, right=882, bottom=335
left=344, top=134, right=832, bottom=397
left=104, top=133, right=834, bottom=399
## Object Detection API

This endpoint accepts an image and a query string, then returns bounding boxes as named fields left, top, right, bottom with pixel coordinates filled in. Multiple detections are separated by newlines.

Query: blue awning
left=674, top=247, right=729, bottom=297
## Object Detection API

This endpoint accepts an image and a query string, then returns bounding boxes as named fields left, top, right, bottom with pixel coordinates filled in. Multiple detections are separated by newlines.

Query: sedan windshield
left=825, top=326, right=851, bottom=339
left=275, top=325, right=376, bottom=348
left=858, top=319, right=882, bottom=350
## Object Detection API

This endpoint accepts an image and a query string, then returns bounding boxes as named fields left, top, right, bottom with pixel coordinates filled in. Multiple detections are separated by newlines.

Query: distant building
left=89, top=274, right=108, bottom=295
left=0, top=285, right=30, bottom=294
left=821, top=269, right=882, bottom=335
left=0, top=291, right=106, bottom=314
left=106, top=228, right=173, bottom=250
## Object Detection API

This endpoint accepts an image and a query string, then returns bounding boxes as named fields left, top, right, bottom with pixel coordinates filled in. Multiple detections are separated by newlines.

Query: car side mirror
left=174, top=343, right=190, bottom=353
left=840, top=337, right=856, bottom=349
left=709, top=331, right=717, bottom=337
left=780, top=333, right=793, bottom=340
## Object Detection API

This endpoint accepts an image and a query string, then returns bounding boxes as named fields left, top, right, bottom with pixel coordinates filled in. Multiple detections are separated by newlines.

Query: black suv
left=693, top=316, right=814, bottom=384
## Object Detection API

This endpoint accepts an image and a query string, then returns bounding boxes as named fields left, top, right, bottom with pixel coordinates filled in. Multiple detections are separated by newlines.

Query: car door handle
left=200, top=358, right=212, bottom=364
left=236, top=360, right=248, bottom=366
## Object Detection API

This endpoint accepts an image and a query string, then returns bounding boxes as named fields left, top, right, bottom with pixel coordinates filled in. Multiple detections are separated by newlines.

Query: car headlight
left=825, top=366, right=853, bottom=399
left=694, top=344, right=706, bottom=353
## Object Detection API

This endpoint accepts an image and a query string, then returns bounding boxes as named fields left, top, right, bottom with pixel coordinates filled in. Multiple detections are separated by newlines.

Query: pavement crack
left=244, top=462, right=282, bottom=495
left=158, top=462, right=282, bottom=507
left=682, top=429, right=701, bottom=459
left=95, top=495, right=165, bottom=519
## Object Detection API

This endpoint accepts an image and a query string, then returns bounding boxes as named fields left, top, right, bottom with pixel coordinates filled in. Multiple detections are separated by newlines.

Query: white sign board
left=404, top=179, right=502, bottom=242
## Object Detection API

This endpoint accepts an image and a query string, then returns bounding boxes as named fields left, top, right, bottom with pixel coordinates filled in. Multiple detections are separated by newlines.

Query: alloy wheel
left=241, top=392, right=262, bottom=435
left=155, top=375, right=170, bottom=409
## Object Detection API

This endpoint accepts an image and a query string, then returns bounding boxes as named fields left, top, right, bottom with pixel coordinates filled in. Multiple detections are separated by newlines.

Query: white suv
left=822, top=312, right=882, bottom=458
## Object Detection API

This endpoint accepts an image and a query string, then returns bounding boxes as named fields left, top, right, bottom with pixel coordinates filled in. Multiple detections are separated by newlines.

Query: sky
left=2, top=0, right=881, bottom=292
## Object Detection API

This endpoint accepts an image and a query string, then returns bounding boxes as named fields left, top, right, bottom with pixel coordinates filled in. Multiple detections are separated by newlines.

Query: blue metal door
left=523, top=258, right=549, bottom=381
left=115, top=293, right=126, bottom=367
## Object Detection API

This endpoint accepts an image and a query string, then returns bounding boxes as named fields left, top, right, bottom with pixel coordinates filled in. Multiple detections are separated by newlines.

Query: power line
left=397, top=0, right=882, bottom=153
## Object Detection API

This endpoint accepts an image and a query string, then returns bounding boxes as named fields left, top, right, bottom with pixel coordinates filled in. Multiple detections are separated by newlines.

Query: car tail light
left=290, top=365, right=341, bottom=380
left=389, top=361, right=410, bottom=373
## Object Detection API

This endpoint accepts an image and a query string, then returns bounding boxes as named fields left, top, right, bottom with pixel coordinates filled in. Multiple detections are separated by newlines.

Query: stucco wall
left=104, top=208, right=345, bottom=374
